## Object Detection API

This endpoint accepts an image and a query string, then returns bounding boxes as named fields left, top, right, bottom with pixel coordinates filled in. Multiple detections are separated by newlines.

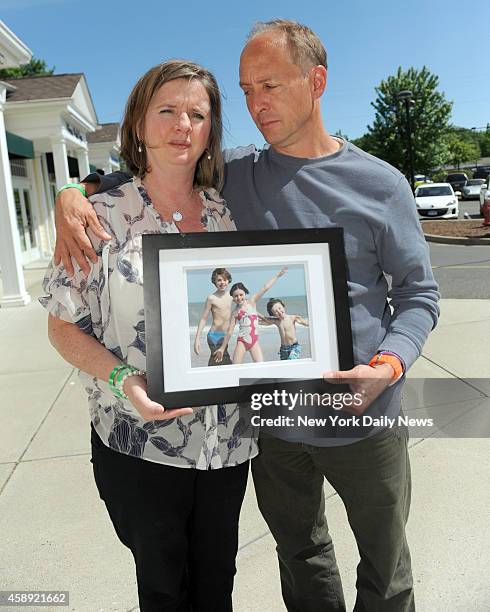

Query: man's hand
left=214, top=347, right=225, bottom=363
left=54, top=186, right=111, bottom=276
left=323, top=363, right=394, bottom=416
left=124, top=375, right=193, bottom=421
left=194, top=338, right=201, bottom=355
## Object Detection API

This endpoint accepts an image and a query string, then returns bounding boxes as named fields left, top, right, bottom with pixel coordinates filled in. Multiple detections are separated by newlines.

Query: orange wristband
left=368, top=353, right=403, bottom=381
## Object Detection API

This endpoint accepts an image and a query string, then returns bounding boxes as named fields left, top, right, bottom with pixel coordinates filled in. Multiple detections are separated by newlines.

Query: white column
left=40, top=153, right=56, bottom=243
left=0, top=85, right=30, bottom=307
left=32, top=155, right=53, bottom=256
left=50, top=136, right=70, bottom=189
left=76, top=147, right=91, bottom=180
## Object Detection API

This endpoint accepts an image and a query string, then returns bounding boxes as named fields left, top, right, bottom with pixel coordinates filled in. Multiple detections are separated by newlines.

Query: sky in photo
left=186, top=263, right=306, bottom=304
left=2, top=0, right=488, bottom=146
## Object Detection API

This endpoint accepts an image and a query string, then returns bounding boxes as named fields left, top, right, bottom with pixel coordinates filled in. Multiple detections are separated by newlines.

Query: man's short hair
left=211, top=268, right=232, bottom=285
left=267, top=298, right=285, bottom=316
left=247, top=19, right=327, bottom=73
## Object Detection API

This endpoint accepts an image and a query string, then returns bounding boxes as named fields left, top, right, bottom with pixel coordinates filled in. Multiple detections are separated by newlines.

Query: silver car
left=462, top=179, right=486, bottom=200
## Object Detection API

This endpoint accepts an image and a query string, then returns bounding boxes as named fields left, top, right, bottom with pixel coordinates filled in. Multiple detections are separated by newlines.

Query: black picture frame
left=143, top=228, right=353, bottom=408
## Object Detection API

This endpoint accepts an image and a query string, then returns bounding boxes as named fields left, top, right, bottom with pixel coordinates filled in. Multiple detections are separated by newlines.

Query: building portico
left=0, top=21, right=32, bottom=307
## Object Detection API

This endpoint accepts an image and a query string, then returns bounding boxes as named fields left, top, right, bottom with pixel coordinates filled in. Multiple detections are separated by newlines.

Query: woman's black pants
left=90, top=426, right=249, bottom=612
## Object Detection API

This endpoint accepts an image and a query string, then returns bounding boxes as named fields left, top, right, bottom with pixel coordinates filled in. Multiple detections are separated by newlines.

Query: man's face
left=239, top=32, right=315, bottom=152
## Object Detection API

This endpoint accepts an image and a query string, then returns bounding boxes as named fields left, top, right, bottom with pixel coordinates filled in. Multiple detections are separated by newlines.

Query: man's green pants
left=251, top=427, right=414, bottom=611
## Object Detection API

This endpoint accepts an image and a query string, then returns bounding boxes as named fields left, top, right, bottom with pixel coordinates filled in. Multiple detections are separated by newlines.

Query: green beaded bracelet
left=108, top=364, right=129, bottom=398
left=114, top=367, right=146, bottom=400
left=56, top=183, right=87, bottom=198
left=109, top=364, right=145, bottom=400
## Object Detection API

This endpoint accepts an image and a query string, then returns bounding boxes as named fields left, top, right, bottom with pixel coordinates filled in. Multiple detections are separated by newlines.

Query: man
left=54, top=20, right=439, bottom=611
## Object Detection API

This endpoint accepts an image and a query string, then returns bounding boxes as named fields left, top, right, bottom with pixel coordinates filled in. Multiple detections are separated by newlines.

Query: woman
left=40, top=60, right=256, bottom=612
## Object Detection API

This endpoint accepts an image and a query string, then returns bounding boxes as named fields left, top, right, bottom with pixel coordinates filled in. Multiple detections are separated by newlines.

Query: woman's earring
left=138, top=142, right=142, bottom=153
left=206, top=149, right=211, bottom=160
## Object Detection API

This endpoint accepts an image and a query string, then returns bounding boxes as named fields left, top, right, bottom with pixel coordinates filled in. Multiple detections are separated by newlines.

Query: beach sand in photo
left=190, top=325, right=311, bottom=368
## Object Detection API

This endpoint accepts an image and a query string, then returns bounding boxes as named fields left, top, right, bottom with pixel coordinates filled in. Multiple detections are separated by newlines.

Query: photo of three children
left=191, top=265, right=311, bottom=368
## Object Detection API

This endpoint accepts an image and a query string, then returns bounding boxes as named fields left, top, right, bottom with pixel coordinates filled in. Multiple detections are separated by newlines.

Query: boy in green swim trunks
left=260, top=298, right=309, bottom=360
left=194, top=268, right=234, bottom=366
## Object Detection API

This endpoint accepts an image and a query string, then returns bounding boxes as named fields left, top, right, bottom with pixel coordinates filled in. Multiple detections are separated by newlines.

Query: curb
left=424, top=233, right=490, bottom=246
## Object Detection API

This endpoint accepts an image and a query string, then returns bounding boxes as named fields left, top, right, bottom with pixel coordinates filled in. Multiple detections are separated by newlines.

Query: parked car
left=473, top=167, right=490, bottom=181
left=480, top=181, right=490, bottom=217
left=462, top=178, right=486, bottom=200
left=445, top=172, right=468, bottom=194
left=415, top=183, right=459, bottom=219
left=414, top=174, right=432, bottom=188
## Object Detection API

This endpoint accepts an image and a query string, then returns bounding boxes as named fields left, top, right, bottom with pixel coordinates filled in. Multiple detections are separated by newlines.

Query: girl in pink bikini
left=214, top=267, right=288, bottom=364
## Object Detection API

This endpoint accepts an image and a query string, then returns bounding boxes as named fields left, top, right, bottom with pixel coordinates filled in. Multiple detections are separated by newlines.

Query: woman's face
left=142, top=77, right=212, bottom=172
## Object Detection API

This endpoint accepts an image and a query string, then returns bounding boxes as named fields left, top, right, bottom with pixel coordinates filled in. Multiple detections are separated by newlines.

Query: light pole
left=397, top=90, right=415, bottom=191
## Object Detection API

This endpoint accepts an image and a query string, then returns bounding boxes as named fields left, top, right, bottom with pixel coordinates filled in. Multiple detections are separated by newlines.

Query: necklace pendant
left=172, top=211, right=183, bottom=222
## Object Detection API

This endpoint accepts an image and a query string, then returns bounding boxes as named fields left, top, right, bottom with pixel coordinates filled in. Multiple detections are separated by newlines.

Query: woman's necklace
left=167, top=188, right=196, bottom=223
left=143, top=180, right=198, bottom=224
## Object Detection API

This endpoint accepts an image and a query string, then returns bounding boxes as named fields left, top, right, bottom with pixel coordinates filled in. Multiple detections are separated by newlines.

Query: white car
left=462, top=179, right=486, bottom=200
left=414, top=183, right=459, bottom=219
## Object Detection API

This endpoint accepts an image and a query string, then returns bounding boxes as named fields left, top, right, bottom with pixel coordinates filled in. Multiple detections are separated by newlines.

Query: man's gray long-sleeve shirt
left=222, top=140, right=439, bottom=370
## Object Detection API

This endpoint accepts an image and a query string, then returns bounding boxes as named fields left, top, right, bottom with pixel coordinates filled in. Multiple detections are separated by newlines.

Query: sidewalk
left=0, top=268, right=489, bottom=611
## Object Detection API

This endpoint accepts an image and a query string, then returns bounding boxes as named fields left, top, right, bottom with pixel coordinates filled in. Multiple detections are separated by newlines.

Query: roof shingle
left=87, top=122, right=119, bottom=143
left=4, top=73, right=82, bottom=102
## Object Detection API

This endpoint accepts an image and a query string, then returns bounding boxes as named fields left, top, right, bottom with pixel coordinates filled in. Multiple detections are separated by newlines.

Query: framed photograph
left=143, top=229, right=353, bottom=408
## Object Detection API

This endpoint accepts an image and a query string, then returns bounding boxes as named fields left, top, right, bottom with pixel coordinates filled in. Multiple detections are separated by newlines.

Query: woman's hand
left=278, top=266, right=288, bottom=277
left=124, top=375, right=193, bottom=421
left=194, top=337, right=201, bottom=355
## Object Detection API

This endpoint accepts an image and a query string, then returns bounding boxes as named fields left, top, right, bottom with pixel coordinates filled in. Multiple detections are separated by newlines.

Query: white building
left=0, top=21, right=120, bottom=308
left=87, top=122, right=120, bottom=176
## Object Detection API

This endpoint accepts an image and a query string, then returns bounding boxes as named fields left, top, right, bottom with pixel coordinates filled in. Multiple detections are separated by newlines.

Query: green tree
left=445, top=134, right=480, bottom=168
left=0, top=58, right=54, bottom=79
left=478, top=130, right=490, bottom=158
left=361, top=66, right=452, bottom=176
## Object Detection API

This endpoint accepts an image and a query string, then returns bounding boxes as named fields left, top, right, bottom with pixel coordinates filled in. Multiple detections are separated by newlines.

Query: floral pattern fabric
left=40, top=178, right=257, bottom=469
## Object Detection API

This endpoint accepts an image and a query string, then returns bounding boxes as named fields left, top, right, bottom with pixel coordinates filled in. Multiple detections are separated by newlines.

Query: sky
left=186, top=264, right=306, bottom=304
left=2, top=0, right=489, bottom=145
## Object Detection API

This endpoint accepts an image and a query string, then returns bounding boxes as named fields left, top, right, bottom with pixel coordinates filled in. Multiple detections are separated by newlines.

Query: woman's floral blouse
left=40, top=178, right=257, bottom=469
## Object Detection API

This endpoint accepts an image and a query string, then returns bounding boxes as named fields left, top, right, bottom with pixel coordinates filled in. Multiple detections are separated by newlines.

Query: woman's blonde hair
left=120, top=59, right=224, bottom=190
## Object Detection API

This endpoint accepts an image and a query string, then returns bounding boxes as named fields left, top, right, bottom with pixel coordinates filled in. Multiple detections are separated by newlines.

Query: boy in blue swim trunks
left=260, top=298, right=309, bottom=360
left=194, top=268, right=234, bottom=366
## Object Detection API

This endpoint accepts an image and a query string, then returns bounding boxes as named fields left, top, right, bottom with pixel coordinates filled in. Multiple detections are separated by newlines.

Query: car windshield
left=467, top=179, right=484, bottom=186
left=446, top=174, right=466, bottom=181
left=417, top=186, right=452, bottom=197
